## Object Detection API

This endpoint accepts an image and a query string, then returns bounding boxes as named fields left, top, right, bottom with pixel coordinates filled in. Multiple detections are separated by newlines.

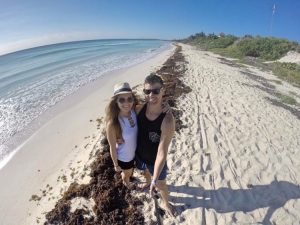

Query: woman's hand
left=162, top=101, right=172, bottom=113
left=114, top=165, right=122, bottom=172
left=116, top=138, right=124, bottom=144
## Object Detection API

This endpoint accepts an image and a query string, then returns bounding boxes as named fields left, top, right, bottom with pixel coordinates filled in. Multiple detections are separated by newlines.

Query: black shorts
left=118, top=159, right=134, bottom=170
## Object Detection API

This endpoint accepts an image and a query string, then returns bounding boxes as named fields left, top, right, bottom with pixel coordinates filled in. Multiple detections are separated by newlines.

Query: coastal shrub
left=277, top=62, right=297, bottom=71
left=212, top=46, right=243, bottom=59
left=243, top=34, right=253, bottom=39
left=271, top=62, right=300, bottom=86
left=183, top=33, right=299, bottom=61
left=237, top=37, right=298, bottom=60
left=211, top=35, right=237, bottom=48
left=186, top=32, right=206, bottom=41
left=187, top=34, right=237, bottom=50
left=208, top=33, right=218, bottom=39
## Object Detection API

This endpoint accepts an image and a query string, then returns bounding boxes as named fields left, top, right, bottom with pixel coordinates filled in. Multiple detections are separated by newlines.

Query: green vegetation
left=187, top=32, right=238, bottom=50
left=183, top=33, right=298, bottom=60
left=269, top=79, right=282, bottom=85
left=271, top=62, right=300, bottom=86
left=182, top=32, right=300, bottom=60
left=212, top=46, right=244, bottom=59
left=236, top=37, right=297, bottom=60
left=275, top=92, right=298, bottom=105
left=181, top=32, right=300, bottom=86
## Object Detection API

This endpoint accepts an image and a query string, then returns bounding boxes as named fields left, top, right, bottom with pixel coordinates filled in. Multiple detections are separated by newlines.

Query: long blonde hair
left=105, top=93, right=139, bottom=139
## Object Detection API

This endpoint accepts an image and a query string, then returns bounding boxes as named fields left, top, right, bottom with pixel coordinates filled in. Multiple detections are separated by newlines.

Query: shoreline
left=0, top=44, right=176, bottom=225
left=0, top=43, right=172, bottom=171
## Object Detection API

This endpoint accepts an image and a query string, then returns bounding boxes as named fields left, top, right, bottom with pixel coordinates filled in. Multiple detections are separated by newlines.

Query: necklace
left=127, top=115, right=135, bottom=128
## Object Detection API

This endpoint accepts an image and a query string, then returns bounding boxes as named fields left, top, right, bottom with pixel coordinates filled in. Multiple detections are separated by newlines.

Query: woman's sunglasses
left=143, top=87, right=162, bottom=95
left=117, top=96, right=134, bottom=104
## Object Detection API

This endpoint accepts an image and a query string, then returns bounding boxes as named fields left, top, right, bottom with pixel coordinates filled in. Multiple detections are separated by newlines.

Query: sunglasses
left=117, top=96, right=134, bottom=104
left=143, top=87, right=162, bottom=95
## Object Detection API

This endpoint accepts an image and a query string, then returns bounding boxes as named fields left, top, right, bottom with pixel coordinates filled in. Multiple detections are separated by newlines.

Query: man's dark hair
left=144, top=73, right=164, bottom=86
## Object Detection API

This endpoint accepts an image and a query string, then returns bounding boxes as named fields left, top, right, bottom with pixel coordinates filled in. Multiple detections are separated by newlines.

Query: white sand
left=153, top=44, right=300, bottom=225
left=278, top=51, right=300, bottom=64
left=0, top=45, right=175, bottom=225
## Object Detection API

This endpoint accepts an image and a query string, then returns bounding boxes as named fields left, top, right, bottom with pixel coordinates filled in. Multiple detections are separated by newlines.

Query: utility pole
left=270, top=4, right=276, bottom=36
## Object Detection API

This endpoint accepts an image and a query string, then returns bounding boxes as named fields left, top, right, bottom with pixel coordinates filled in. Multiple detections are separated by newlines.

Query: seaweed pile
left=45, top=133, right=144, bottom=225
left=157, top=45, right=192, bottom=132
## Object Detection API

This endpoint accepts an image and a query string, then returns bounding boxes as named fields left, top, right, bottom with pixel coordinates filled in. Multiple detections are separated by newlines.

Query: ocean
left=0, top=39, right=170, bottom=168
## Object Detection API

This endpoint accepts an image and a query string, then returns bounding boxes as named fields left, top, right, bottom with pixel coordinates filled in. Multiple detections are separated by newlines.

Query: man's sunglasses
left=143, top=88, right=162, bottom=95
left=117, top=96, right=134, bottom=104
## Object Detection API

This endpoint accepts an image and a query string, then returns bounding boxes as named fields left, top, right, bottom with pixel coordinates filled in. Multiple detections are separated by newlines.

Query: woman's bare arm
left=106, top=122, right=120, bottom=170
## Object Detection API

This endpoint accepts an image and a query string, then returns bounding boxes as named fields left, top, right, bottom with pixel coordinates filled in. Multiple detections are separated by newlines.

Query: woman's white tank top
left=116, top=110, right=138, bottom=162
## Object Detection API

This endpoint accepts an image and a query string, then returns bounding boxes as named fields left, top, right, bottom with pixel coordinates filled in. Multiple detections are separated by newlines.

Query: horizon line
left=0, top=37, right=173, bottom=57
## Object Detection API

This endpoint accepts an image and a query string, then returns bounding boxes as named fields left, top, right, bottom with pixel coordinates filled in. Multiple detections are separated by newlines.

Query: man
left=135, top=73, right=175, bottom=216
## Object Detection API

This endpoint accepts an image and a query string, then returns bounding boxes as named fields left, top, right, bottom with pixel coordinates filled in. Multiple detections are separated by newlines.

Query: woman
left=105, top=82, right=138, bottom=188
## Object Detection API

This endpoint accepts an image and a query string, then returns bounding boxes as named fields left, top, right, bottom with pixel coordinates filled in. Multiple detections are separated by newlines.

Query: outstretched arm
left=150, top=112, right=175, bottom=196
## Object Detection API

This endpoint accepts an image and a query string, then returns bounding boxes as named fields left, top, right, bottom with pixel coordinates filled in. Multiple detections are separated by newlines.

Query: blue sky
left=0, top=0, right=299, bottom=55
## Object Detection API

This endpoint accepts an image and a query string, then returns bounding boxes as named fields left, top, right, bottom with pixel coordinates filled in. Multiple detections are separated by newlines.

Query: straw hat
left=113, top=82, right=132, bottom=96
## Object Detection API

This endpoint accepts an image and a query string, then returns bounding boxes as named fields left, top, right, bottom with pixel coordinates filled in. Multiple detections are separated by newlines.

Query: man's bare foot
left=123, top=181, right=135, bottom=189
left=161, top=202, right=177, bottom=217
left=137, top=182, right=150, bottom=191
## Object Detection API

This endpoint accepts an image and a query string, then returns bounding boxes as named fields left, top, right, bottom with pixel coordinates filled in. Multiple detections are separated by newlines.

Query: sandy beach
left=1, top=42, right=300, bottom=225
left=0, top=46, right=175, bottom=225
left=159, top=44, right=300, bottom=225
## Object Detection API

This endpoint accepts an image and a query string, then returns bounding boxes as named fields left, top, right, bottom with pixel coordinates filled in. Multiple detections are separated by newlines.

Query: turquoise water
left=0, top=39, right=170, bottom=166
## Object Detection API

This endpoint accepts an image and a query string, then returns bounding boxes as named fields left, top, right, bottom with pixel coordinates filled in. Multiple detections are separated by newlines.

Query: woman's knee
left=123, top=168, right=133, bottom=177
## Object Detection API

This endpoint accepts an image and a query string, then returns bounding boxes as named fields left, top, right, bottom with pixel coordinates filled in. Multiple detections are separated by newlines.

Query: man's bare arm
left=152, top=112, right=175, bottom=181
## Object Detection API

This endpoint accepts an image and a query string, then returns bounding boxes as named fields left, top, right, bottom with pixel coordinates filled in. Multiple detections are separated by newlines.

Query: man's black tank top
left=136, top=104, right=166, bottom=165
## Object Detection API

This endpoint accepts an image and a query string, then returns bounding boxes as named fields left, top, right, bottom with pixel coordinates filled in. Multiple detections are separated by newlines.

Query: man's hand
left=150, top=179, right=157, bottom=197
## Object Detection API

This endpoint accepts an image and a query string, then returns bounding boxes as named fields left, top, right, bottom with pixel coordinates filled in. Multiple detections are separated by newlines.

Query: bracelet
left=151, top=179, right=157, bottom=185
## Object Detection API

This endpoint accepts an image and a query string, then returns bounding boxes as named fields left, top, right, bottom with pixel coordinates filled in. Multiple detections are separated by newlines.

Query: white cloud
left=0, top=32, right=108, bottom=56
